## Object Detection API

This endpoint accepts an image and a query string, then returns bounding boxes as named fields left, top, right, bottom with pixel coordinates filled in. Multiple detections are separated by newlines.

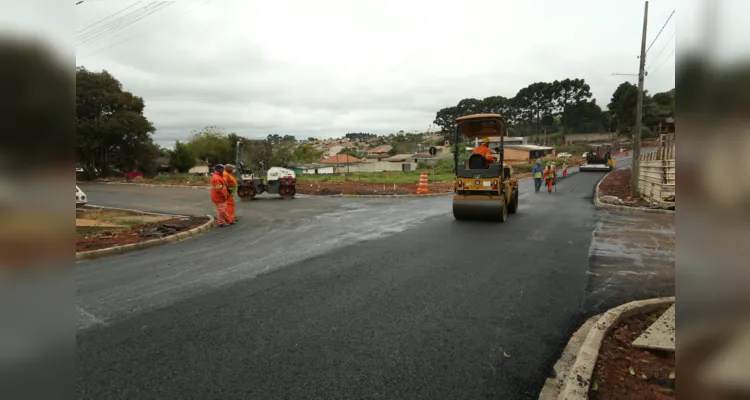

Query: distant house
left=154, top=156, right=171, bottom=173
left=503, top=144, right=555, bottom=163
left=320, top=154, right=363, bottom=165
left=381, top=154, right=418, bottom=171
left=663, top=117, right=675, bottom=134
left=324, top=145, right=345, bottom=157
left=366, top=145, right=393, bottom=159
left=474, top=136, right=525, bottom=148
left=188, top=159, right=209, bottom=175
left=294, top=163, right=335, bottom=175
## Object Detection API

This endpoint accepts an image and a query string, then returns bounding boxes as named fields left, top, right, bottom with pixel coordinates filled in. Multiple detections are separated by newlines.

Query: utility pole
left=631, top=0, right=648, bottom=198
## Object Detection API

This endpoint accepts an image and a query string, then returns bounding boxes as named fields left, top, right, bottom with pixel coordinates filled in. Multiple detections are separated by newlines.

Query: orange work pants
left=214, top=201, right=230, bottom=225
left=226, top=194, right=235, bottom=223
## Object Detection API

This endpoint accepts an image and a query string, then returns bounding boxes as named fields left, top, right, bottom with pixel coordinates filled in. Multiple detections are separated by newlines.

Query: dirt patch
left=590, top=305, right=675, bottom=400
left=76, top=215, right=209, bottom=253
left=597, top=168, right=650, bottom=207
left=296, top=181, right=454, bottom=196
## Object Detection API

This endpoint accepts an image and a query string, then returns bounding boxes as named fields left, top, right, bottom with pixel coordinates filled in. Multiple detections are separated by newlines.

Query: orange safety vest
left=222, top=171, right=237, bottom=195
left=472, top=145, right=495, bottom=164
left=210, top=172, right=228, bottom=203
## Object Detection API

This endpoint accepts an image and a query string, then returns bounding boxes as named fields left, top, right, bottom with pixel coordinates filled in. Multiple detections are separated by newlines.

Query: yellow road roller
left=452, top=114, right=519, bottom=222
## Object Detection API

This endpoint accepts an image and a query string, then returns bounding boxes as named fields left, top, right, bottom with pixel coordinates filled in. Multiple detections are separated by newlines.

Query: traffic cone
left=416, top=171, right=429, bottom=194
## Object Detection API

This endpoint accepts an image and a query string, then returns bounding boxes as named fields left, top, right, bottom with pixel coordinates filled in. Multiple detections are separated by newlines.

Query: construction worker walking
left=223, top=164, right=238, bottom=224
left=532, top=160, right=544, bottom=193
left=545, top=163, right=556, bottom=193
left=211, top=164, right=233, bottom=227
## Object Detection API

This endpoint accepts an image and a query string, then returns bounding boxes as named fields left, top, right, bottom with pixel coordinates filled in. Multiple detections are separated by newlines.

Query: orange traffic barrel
left=416, top=171, right=429, bottom=194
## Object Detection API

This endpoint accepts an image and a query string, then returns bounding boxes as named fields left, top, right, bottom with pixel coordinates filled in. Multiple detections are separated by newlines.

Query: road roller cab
left=452, top=114, right=519, bottom=222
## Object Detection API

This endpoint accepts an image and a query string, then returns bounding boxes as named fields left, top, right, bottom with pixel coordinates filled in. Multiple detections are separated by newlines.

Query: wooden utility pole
left=631, top=1, right=649, bottom=198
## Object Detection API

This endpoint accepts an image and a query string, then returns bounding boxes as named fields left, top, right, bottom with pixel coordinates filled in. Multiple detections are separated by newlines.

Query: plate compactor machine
left=452, top=114, right=519, bottom=222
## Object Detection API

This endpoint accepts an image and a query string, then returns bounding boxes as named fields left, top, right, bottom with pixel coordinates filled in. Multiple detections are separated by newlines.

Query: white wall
left=189, top=165, right=209, bottom=174
left=335, top=161, right=416, bottom=173
left=302, top=166, right=335, bottom=175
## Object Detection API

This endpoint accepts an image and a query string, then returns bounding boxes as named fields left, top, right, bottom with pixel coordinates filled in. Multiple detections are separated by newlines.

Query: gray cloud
left=69, top=0, right=678, bottom=147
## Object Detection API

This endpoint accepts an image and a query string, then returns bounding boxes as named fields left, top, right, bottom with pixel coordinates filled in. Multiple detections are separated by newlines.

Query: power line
left=650, top=49, right=675, bottom=75
left=646, top=9, right=674, bottom=54
left=77, top=2, right=174, bottom=46
left=77, top=3, right=158, bottom=41
left=646, top=30, right=674, bottom=69
left=76, top=1, right=141, bottom=34
left=78, top=0, right=220, bottom=59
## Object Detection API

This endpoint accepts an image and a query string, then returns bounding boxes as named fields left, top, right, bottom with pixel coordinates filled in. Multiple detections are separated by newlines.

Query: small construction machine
left=580, top=143, right=616, bottom=172
left=452, top=114, right=519, bottom=222
left=233, top=139, right=297, bottom=201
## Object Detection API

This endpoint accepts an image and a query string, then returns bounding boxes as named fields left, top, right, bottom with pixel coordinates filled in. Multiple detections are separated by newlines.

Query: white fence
left=638, top=133, right=675, bottom=206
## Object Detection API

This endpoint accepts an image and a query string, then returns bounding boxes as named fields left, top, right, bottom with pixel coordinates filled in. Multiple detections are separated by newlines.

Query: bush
left=640, top=126, right=654, bottom=139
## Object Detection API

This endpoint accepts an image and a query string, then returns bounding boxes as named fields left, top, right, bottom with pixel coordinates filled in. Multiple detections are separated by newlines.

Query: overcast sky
left=13, top=0, right=687, bottom=147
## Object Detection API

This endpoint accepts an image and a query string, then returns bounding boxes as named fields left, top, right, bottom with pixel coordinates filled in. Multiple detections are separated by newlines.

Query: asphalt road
left=76, top=153, right=673, bottom=399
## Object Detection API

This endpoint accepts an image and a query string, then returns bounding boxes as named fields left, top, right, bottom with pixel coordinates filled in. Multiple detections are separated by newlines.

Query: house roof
left=367, top=145, right=393, bottom=153
left=294, top=163, right=329, bottom=169
left=382, top=154, right=414, bottom=162
left=482, top=136, right=524, bottom=142
left=320, top=154, right=362, bottom=164
left=505, top=144, right=554, bottom=151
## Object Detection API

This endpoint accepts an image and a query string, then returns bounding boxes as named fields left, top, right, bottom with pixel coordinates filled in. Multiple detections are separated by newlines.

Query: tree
left=433, top=106, right=460, bottom=134
left=242, top=140, right=273, bottom=170
left=552, top=78, right=593, bottom=134
left=567, top=100, right=605, bottom=133
left=338, top=147, right=359, bottom=158
left=513, top=82, right=555, bottom=135
left=294, top=144, right=324, bottom=163
left=186, top=126, right=232, bottom=164
left=76, top=67, right=155, bottom=178
left=266, top=134, right=282, bottom=145
left=607, top=82, right=639, bottom=132
left=169, top=140, right=195, bottom=173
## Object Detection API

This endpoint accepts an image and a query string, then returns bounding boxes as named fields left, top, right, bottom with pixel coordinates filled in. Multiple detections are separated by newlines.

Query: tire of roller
left=452, top=196, right=507, bottom=222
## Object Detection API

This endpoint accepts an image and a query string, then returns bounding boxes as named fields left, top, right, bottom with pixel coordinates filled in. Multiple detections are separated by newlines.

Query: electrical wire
left=76, top=1, right=142, bottom=34
left=78, top=0, right=220, bottom=59
left=646, top=31, right=675, bottom=69
left=77, top=2, right=163, bottom=40
left=650, top=49, right=675, bottom=75
left=646, top=9, right=675, bottom=54
left=77, top=2, right=174, bottom=46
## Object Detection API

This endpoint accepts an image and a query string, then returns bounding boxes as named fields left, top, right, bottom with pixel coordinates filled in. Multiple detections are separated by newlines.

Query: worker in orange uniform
left=472, top=137, right=496, bottom=167
left=223, top=164, right=238, bottom=224
left=210, top=164, right=233, bottom=227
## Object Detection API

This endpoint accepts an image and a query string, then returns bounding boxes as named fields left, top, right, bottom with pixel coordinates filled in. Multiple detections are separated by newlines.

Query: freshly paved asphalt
left=76, top=152, right=674, bottom=399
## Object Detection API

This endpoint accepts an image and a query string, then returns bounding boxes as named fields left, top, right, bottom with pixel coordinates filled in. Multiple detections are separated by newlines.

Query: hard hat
left=481, top=137, right=490, bottom=143
left=224, top=164, right=234, bottom=170
left=214, top=164, right=224, bottom=171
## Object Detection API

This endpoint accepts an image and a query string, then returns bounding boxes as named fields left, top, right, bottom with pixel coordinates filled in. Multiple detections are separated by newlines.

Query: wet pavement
left=583, top=207, right=676, bottom=313
left=76, top=155, right=675, bottom=400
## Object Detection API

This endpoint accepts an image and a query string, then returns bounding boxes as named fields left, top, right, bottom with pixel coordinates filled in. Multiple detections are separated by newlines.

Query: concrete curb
left=593, top=168, right=675, bottom=214
left=556, top=297, right=676, bottom=400
left=76, top=215, right=216, bottom=262
left=81, top=204, right=190, bottom=218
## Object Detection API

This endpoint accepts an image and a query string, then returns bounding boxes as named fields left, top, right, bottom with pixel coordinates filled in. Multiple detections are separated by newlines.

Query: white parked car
left=76, top=185, right=88, bottom=208
left=557, top=152, right=572, bottom=157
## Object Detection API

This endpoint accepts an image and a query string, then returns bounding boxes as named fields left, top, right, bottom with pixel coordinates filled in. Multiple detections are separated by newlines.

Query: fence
left=638, top=133, right=675, bottom=206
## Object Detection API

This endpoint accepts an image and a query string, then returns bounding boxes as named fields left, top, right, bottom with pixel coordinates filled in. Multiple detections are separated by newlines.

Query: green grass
left=296, top=170, right=455, bottom=184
